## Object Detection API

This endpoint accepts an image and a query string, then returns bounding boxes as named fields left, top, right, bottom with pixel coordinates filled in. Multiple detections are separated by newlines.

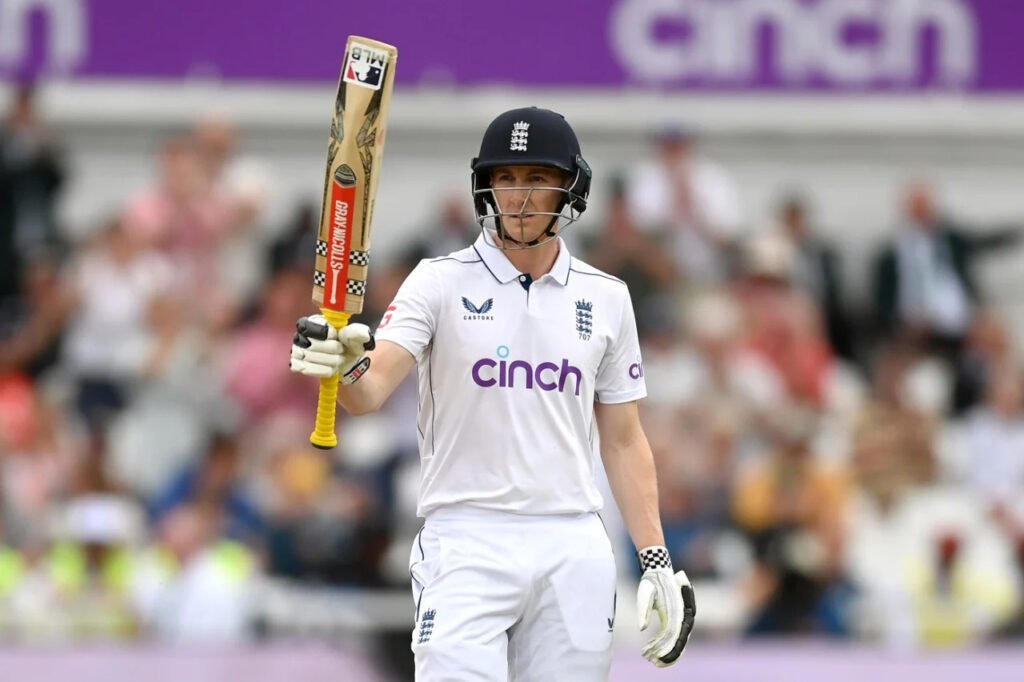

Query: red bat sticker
left=325, top=165, right=357, bottom=309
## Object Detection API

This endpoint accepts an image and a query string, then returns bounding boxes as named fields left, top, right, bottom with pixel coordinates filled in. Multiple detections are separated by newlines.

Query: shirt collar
left=472, top=231, right=572, bottom=286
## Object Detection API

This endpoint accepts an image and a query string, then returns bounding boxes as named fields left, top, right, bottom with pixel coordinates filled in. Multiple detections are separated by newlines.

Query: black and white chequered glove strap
left=637, top=546, right=673, bottom=572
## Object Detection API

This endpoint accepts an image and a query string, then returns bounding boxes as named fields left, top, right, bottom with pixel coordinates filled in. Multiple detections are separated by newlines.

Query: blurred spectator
left=262, top=441, right=389, bottom=586
left=851, top=342, right=937, bottom=511
left=732, top=406, right=852, bottom=636
left=222, top=266, right=317, bottom=426
left=667, top=289, right=785, bottom=418
left=952, top=309, right=1017, bottom=415
left=626, top=127, right=744, bottom=287
left=404, top=193, right=479, bottom=262
left=268, top=199, right=318, bottom=276
left=193, top=114, right=276, bottom=317
left=873, top=181, right=1023, bottom=359
left=61, top=218, right=174, bottom=432
left=105, top=290, right=226, bottom=498
left=122, top=135, right=240, bottom=333
left=735, top=233, right=836, bottom=408
left=133, top=502, right=259, bottom=643
left=652, top=399, right=741, bottom=580
left=0, top=253, right=71, bottom=378
left=642, top=291, right=778, bottom=579
left=844, top=487, right=1021, bottom=649
left=777, top=193, right=856, bottom=361
left=193, top=114, right=270, bottom=228
left=584, top=175, right=678, bottom=331
left=0, top=524, right=22, bottom=638
left=15, top=436, right=147, bottom=643
left=907, top=526, right=1020, bottom=648
left=959, top=365, right=1024, bottom=543
left=0, top=374, right=75, bottom=551
left=150, top=432, right=264, bottom=546
left=193, top=115, right=238, bottom=190
left=0, top=83, right=66, bottom=302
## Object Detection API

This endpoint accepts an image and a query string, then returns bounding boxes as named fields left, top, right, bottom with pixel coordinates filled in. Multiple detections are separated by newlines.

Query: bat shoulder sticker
left=344, top=42, right=389, bottom=90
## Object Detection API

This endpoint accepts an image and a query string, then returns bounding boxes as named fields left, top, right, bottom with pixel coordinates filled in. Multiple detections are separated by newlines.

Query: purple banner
left=1, top=0, right=1021, bottom=91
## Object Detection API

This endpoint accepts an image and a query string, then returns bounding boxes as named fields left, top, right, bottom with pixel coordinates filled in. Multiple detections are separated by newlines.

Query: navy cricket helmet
left=471, top=107, right=592, bottom=248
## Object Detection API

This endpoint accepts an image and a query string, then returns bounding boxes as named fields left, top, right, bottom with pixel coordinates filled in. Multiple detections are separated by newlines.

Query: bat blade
left=313, top=36, right=397, bottom=317
left=310, top=36, right=397, bottom=449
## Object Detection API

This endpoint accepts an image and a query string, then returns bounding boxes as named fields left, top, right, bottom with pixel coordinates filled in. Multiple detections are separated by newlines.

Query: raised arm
left=292, top=260, right=438, bottom=416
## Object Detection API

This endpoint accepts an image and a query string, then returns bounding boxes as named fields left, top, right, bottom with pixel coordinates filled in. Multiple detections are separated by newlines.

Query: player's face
left=490, top=165, right=568, bottom=242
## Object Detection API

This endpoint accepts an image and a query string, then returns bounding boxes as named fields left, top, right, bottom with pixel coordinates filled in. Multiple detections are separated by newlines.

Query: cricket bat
left=310, top=36, right=398, bottom=449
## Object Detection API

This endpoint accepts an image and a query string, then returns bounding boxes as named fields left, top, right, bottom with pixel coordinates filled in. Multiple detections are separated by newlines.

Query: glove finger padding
left=296, top=314, right=338, bottom=341
left=636, top=579, right=656, bottom=631
left=653, top=572, right=696, bottom=667
left=293, top=338, right=343, bottom=356
left=338, top=324, right=372, bottom=354
left=290, top=345, right=344, bottom=369
left=289, top=357, right=337, bottom=378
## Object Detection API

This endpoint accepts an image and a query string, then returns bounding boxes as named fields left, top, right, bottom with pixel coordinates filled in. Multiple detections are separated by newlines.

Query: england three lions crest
left=575, top=300, right=593, bottom=340
left=510, top=121, right=530, bottom=152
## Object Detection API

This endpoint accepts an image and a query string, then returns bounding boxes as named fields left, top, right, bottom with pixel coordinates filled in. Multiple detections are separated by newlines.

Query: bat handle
left=310, top=309, right=352, bottom=449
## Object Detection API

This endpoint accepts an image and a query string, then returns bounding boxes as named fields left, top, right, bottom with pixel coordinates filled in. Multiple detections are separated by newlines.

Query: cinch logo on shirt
left=472, top=346, right=582, bottom=396
left=629, top=362, right=644, bottom=380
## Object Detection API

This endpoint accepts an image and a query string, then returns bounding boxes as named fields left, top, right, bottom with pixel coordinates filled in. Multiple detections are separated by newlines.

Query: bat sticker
left=326, top=164, right=358, bottom=305
left=343, top=43, right=389, bottom=90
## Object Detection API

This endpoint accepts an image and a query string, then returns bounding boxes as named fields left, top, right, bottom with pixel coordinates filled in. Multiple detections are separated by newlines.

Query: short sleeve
left=595, top=288, right=647, bottom=404
left=373, top=260, right=441, bottom=361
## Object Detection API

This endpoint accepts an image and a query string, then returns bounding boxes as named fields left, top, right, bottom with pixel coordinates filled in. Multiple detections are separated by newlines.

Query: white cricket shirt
left=375, top=232, right=647, bottom=517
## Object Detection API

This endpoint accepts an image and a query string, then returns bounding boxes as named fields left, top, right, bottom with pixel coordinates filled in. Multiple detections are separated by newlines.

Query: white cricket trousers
left=408, top=506, right=617, bottom=681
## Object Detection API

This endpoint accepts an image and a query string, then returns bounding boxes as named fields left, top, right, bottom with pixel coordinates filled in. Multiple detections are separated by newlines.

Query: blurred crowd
left=1, top=85, right=1024, bottom=649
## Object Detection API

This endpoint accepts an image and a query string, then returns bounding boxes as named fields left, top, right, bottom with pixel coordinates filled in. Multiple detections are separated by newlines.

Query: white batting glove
left=636, top=546, right=696, bottom=667
left=289, top=315, right=374, bottom=384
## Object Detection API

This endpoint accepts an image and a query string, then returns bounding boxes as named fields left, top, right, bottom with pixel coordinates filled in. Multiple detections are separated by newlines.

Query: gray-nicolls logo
left=510, top=121, right=530, bottom=152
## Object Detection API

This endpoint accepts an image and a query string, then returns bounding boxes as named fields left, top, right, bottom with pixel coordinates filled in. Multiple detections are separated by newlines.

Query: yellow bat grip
left=310, top=309, right=352, bottom=449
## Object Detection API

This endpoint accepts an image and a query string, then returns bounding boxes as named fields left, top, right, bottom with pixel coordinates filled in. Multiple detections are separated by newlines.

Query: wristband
left=637, top=546, right=672, bottom=572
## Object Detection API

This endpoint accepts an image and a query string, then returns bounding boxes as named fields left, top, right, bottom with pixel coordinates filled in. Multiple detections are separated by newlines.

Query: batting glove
left=289, top=315, right=374, bottom=384
left=636, top=546, right=696, bottom=667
